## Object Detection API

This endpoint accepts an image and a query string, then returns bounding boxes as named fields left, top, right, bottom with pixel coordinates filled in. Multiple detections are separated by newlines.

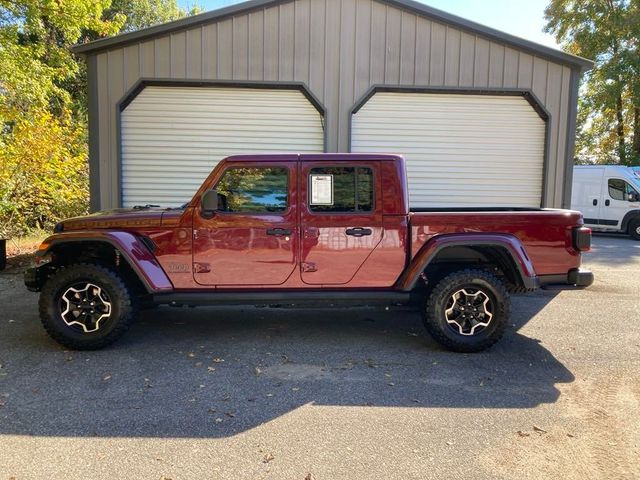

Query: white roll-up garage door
left=121, top=86, right=324, bottom=207
left=351, top=92, right=546, bottom=208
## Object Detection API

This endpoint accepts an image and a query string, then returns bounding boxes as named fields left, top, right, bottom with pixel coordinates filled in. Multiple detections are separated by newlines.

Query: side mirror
left=201, top=189, right=219, bottom=217
left=628, top=192, right=639, bottom=202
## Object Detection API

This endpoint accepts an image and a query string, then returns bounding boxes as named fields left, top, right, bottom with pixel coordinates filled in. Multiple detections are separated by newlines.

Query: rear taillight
left=573, top=226, right=592, bottom=252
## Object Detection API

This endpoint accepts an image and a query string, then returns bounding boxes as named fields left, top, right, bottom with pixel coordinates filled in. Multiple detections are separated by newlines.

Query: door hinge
left=301, top=262, right=317, bottom=273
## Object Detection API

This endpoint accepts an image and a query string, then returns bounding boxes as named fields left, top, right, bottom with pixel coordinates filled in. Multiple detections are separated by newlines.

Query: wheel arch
left=397, top=234, right=538, bottom=292
left=38, top=231, right=173, bottom=293
left=621, top=210, right=640, bottom=232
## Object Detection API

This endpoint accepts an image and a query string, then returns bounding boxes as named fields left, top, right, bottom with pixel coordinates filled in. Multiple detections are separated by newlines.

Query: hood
left=57, top=207, right=171, bottom=231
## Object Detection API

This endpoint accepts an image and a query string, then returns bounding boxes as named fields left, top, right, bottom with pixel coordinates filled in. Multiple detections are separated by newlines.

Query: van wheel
left=422, top=269, right=510, bottom=353
left=39, top=263, right=136, bottom=350
left=629, top=219, right=640, bottom=241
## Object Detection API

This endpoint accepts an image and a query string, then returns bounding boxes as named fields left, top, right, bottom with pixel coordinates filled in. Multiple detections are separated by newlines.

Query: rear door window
left=308, top=167, right=374, bottom=213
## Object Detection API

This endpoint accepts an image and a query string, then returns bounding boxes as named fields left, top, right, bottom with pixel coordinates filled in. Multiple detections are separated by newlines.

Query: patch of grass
left=2, top=230, right=47, bottom=272
left=5, top=230, right=47, bottom=257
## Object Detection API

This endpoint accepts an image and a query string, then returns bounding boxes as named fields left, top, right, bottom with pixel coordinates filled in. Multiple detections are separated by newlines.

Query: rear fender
left=397, top=233, right=538, bottom=291
left=37, top=231, right=173, bottom=293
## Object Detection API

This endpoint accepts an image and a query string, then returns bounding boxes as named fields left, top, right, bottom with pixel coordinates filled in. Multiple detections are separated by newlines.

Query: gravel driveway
left=0, top=235, right=638, bottom=479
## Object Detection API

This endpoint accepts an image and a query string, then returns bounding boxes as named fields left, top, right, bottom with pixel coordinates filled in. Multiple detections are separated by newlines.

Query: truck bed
left=409, top=209, right=584, bottom=276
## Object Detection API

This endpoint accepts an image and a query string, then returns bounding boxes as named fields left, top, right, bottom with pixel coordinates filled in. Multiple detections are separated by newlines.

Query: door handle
left=605, top=199, right=610, bottom=207
left=345, top=227, right=372, bottom=237
left=593, top=199, right=598, bottom=206
left=266, top=227, right=292, bottom=236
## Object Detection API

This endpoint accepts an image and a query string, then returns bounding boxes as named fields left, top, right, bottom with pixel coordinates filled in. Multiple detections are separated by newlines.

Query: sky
left=177, top=0, right=561, bottom=50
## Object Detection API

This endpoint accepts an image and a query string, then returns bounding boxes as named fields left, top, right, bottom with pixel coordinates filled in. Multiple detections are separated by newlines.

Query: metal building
left=73, top=0, right=592, bottom=210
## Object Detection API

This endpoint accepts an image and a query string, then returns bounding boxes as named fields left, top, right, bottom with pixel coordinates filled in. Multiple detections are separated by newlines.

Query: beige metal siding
left=352, top=93, right=545, bottom=208
left=121, top=86, right=324, bottom=207
left=92, top=0, right=574, bottom=209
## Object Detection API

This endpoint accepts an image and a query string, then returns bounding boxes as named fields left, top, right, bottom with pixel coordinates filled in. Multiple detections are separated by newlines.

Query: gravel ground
left=0, top=234, right=638, bottom=480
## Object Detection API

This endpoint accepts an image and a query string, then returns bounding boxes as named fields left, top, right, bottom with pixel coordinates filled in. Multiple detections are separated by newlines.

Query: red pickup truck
left=25, top=154, right=593, bottom=352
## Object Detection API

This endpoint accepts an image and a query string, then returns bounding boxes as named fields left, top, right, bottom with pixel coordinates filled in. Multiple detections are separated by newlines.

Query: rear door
left=571, top=168, right=603, bottom=227
left=299, top=159, right=383, bottom=285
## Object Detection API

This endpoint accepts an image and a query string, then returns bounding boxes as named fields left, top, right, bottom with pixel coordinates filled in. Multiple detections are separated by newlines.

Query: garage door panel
left=121, top=86, right=324, bottom=208
left=352, top=92, right=545, bottom=208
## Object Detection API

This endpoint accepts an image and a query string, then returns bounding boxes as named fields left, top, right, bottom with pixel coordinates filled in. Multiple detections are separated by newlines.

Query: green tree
left=103, top=0, right=201, bottom=34
left=544, top=0, right=640, bottom=165
left=0, top=0, right=200, bottom=236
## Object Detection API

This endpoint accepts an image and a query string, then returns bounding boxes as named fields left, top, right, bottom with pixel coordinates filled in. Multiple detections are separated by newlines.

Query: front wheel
left=422, top=269, right=510, bottom=353
left=629, top=218, right=640, bottom=241
left=39, top=263, right=136, bottom=350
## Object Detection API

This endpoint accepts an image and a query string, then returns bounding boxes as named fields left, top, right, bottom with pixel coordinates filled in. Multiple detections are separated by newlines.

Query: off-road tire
left=629, top=218, right=640, bottom=241
left=39, top=263, right=136, bottom=350
left=422, top=269, right=510, bottom=353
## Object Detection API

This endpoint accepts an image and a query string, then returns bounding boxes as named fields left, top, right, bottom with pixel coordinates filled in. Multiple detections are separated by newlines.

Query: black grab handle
left=345, top=227, right=372, bottom=237
left=266, top=228, right=292, bottom=236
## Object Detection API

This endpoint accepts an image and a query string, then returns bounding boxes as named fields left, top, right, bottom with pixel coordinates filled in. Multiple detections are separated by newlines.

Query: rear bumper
left=539, top=268, right=594, bottom=289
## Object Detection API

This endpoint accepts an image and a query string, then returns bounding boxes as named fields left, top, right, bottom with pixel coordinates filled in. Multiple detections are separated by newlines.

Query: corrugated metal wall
left=90, top=0, right=573, bottom=209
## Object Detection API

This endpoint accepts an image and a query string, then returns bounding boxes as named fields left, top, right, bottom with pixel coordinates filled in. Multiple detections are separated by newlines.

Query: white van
left=571, top=165, right=640, bottom=240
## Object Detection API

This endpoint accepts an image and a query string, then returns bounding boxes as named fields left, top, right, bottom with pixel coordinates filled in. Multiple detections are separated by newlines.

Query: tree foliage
left=544, top=0, right=640, bottom=165
left=0, top=0, right=197, bottom=237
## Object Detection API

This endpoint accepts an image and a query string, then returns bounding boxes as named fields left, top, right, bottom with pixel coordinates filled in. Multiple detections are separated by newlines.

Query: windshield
left=629, top=167, right=640, bottom=194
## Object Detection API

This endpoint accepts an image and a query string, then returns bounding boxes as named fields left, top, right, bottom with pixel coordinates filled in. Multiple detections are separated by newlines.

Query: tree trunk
left=633, top=104, right=640, bottom=160
left=616, top=93, right=626, bottom=164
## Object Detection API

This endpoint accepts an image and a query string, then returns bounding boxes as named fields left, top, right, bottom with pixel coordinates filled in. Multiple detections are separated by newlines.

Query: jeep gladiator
left=25, top=154, right=593, bottom=352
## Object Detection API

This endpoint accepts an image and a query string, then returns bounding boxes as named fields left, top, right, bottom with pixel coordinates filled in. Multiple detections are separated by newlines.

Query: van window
left=308, top=167, right=374, bottom=213
left=608, top=179, right=639, bottom=201
left=215, top=167, right=288, bottom=213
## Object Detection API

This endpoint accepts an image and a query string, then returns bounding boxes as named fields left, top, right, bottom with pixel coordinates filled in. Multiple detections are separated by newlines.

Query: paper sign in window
left=310, top=174, right=333, bottom=205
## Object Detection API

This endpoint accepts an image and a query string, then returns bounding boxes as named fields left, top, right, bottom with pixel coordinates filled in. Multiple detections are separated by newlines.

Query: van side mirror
left=628, top=192, right=639, bottom=202
left=201, top=189, right=219, bottom=217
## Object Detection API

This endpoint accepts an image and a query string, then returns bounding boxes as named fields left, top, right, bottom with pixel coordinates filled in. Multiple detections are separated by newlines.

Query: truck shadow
left=1, top=292, right=571, bottom=438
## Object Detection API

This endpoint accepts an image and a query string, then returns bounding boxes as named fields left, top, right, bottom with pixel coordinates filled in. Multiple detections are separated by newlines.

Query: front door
left=299, top=161, right=384, bottom=285
left=192, top=162, right=297, bottom=286
left=600, top=178, right=640, bottom=229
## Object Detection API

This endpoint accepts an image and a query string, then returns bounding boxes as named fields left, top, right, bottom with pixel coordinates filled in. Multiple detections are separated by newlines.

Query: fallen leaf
left=255, top=367, right=263, bottom=376
left=199, top=384, right=205, bottom=388
left=224, top=412, right=235, bottom=418
left=304, top=474, right=316, bottom=480
left=517, top=430, right=530, bottom=437
left=384, top=373, right=392, bottom=378
left=567, top=433, right=575, bottom=438
left=266, top=393, right=273, bottom=397
left=0, top=399, right=5, bottom=408
left=207, top=366, right=216, bottom=373
left=214, top=417, right=223, bottom=423
left=263, top=453, right=275, bottom=463
left=281, top=354, right=290, bottom=363
left=407, top=332, right=419, bottom=337
left=102, top=375, right=111, bottom=382
left=446, top=441, right=454, bottom=446
left=533, top=425, right=547, bottom=434
left=208, top=408, right=217, bottom=413
left=195, top=362, right=203, bottom=367
left=387, top=382, right=395, bottom=386
left=292, top=387, right=299, bottom=392
left=187, top=352, right=195, bottom=358
left=213, top=358, right=224, bottom=363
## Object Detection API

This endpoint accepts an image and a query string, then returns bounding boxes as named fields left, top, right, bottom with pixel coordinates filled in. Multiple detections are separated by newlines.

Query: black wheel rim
left=58, top=282, right=113, bottom=333
left=444, top=286, right=494, bottom=336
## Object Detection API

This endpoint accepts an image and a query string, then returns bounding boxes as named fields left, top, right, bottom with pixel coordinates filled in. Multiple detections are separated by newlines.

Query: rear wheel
left=629, top=218, right=640, bottom=241
left=39, top=263, right=136, bottom=350
left=422, top=269, right=510, bottom=352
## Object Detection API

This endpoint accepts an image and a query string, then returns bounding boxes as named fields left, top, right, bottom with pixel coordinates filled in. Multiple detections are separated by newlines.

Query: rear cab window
left=308, top=166, right=374, bottom=213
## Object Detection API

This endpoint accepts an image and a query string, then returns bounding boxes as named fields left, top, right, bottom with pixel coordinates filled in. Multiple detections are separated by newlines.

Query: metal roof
left=71, top=0, right=593, bottom=71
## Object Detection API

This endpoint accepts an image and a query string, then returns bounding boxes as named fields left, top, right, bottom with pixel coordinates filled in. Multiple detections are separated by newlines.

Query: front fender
left=36, top=230, right=173, bottom=293
left=396, top=233, right=538, bottom=291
